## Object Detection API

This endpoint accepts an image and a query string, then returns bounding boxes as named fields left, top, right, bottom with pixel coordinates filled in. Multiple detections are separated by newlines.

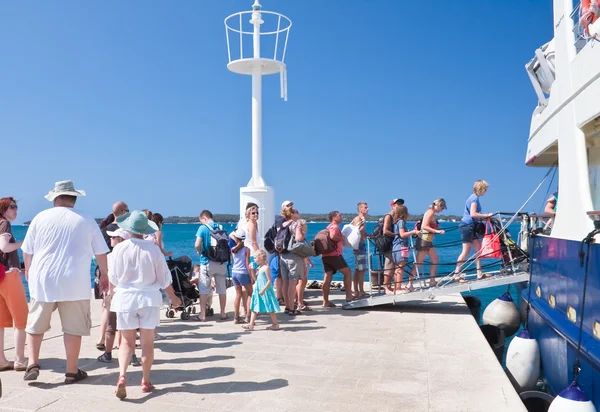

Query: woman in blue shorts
left=231, top=230, right=254, bottom=323
left=453, top=180, right=494, bottom=282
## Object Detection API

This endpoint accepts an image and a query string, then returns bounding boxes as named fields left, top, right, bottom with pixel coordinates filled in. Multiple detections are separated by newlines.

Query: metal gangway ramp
left=343, top=269, right=529, bottom=309
left=342, top=229, right=530, bottom=310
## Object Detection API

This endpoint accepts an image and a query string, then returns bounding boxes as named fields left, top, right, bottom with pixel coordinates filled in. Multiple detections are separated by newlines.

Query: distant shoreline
left=21, top=213, right=465, bottom=226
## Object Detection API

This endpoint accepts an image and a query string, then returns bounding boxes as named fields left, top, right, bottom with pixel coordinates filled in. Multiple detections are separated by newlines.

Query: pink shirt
left=322, top=223, right=343, bottom=257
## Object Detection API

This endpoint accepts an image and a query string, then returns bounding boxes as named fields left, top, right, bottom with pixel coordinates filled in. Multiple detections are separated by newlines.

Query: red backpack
left=313, top=227, right=337, bottom=256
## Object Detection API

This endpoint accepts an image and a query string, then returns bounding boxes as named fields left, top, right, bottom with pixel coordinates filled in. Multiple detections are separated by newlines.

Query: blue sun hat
left=116, top=210, right=158, bottom=235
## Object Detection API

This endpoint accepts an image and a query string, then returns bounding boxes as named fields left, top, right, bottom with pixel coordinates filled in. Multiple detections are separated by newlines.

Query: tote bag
left=341, top=224, right=361, bottom=250
left=481, top=220, right=503, bottom=259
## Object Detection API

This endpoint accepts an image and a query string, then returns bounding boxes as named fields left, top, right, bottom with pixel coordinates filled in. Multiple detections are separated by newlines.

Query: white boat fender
left=506, top=328, right=540, bottom=391
left=548, top=382, right=597, bottom=412
left=482, top=292, right=521, bottom=337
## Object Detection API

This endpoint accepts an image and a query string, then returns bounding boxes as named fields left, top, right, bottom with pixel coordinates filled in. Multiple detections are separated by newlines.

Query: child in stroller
left=164, top=256, right=203, bottom=320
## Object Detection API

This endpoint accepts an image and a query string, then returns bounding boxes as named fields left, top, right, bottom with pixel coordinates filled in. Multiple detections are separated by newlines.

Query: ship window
left=536, top=286, right=541, bottom=298
left=548, top=294, right=556, bottom=308
left=594, top=322, right=600, bottom=340
left=567, top=306, right=577, bottom=323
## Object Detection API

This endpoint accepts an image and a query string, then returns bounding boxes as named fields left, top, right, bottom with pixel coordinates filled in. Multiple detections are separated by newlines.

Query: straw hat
left=45, top=180, right=87, bottom=201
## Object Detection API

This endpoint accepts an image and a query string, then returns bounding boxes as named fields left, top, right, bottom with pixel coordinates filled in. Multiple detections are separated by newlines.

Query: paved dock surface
left=0, top=288, right=526, bottom=412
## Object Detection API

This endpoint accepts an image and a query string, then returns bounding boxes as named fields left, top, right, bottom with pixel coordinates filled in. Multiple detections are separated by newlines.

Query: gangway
left=343, top=269, right=529, bottom=309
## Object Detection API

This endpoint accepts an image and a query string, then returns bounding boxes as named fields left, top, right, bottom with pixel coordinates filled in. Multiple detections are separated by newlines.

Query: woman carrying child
left=243, top=249, right=281, bottom=331
left=409, top=199, right=447, bottom=288
left=231, top=230, right=254, bottom=323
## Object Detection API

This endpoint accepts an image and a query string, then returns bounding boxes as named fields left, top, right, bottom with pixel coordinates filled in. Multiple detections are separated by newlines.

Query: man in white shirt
left=21, top=180, right=109, bottom=384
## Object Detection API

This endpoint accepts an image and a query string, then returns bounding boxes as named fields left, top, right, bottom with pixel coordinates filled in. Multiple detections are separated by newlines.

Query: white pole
left=250, top=2, right=263, bottom=187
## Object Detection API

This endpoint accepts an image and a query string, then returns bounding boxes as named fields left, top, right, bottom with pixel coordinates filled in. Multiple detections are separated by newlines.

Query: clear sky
left=2, top=0, right=556, bottom=224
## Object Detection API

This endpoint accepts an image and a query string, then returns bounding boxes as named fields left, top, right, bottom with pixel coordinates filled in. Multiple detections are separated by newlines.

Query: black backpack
left=264, top=216, right=284, bottom=254
left=202, top=224, right=231, bottom=263
left=372, top=214, right=394, bottom=254
left=275, top=222, right=294, bottom=253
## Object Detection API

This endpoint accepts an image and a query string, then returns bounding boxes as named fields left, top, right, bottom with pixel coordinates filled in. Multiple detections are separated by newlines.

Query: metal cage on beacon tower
left=224, top=3, right=291, bottom=101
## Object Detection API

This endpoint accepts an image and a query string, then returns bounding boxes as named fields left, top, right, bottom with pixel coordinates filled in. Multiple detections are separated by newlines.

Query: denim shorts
left=459, top=223, right=476, bottom=243
left=232, top=272, right=251, bottom=287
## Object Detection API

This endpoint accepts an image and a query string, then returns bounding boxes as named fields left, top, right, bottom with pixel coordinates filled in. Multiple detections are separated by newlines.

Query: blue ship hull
left=521, top=235, right=600, bottom=407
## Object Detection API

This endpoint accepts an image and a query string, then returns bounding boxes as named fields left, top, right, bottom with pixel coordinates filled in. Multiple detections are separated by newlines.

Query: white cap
left=281, top=200, right=293, bottom=208
left=106, top=228, right=131, bottom=240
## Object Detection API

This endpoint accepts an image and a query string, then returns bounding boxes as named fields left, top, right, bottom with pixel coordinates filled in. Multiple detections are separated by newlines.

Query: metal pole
left=250, top=3, right=263, bottom=187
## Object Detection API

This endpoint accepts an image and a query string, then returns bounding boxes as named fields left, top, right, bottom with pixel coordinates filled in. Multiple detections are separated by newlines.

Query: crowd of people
left=0, top=177, right=532, bottom=399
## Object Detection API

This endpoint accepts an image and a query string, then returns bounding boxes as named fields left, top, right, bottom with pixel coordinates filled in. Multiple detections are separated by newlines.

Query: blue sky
left=2, top=0, right=555, bottom=223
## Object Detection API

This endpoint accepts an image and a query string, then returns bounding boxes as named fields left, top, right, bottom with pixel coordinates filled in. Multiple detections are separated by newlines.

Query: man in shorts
left=194, top=210, right=228, bottom=321
left=22, top=180, right=109, bottom=383
left=321, top=211, right=354, bottom=307
left=351, top=202, right=369, bottom=299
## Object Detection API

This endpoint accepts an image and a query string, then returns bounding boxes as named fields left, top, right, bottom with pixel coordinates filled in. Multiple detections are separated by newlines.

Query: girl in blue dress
left=243, top=249, right=281, bottom=331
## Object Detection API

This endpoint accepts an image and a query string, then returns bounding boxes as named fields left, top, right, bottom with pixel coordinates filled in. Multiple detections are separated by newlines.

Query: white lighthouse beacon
left=224, top=1, right=292, bottom=241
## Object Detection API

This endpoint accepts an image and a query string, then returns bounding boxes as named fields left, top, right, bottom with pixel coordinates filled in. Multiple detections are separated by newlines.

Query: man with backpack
left=194, top=210, right=230, bottom=321
left=320, top=211, right=353, bottom=307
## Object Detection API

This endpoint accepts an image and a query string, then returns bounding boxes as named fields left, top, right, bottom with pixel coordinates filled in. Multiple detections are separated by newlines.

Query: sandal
left=234, top=316, right=246, bottom=324
left=0, top=361, right=14, bottom=372
left=130, top=354, right=141, bottom=367
left=141, top=381, right=155, bottom=393
left=322, top=301, right=336, bottom=308
left=96, top=343, right=106, bottom=352
left=277, top=298, right=285, bottom=306
left=428, top=280, right=438, bottom=288
left=298, top=305, right=311, bottom=311
left=97, top=353, right=112, bottom=363
left=23, top=363, right=40, bottom=381
left=14, top=359, right=27, bottom=372
left=266, top=325, right=280, bottom=331
left=219, top=314, right=230, bottom=321
left=64, top=369, right=88, bottom=384
left=242, top=324, right=254, bottom=331
left=115, top=375, right=127, bottom=399
left=477, top=272, right=492, bottom=280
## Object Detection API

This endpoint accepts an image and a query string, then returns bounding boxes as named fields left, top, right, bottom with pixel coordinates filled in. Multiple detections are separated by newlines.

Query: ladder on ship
left=342, top=269, right=529, bottom=309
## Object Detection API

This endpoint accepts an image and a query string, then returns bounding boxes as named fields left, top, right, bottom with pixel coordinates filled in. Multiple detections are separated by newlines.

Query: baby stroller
left=165, top=256, right=199, bottom=320
left=489, top=219, right=529, bottom=274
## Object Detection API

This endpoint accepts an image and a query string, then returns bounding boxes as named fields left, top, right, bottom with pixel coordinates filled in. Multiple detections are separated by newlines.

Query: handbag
left=481, top=220, right=503, bottom=259
left=288, top=238, right=315, bottom=258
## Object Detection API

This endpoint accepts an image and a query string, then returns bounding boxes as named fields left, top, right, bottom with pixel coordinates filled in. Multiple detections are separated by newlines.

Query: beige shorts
left=26, top=299, right=92, bottom=336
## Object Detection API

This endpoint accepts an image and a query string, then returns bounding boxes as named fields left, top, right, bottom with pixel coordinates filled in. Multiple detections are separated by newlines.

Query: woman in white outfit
left=108, top=211, right=181, bottom=399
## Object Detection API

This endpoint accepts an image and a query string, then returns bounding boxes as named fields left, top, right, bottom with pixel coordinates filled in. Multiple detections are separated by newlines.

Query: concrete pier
left=0, top=289, right=526, bottom=412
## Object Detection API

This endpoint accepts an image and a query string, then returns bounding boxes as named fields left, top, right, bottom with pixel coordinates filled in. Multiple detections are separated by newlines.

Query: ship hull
left=521, top=235, right=600, bottom=407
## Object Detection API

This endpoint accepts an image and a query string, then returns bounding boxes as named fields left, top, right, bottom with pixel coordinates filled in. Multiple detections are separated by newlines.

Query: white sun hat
left=45, top=180, right=87, bottom=201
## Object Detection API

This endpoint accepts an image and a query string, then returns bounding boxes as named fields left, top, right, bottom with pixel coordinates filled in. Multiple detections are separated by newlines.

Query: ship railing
left=529, top=213, right=554, bottom=234
left=570, top=1, right=592, bottom=54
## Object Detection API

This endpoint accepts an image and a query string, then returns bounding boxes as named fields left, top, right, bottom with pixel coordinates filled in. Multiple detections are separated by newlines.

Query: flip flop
left=322, top=301, right=336, bottom=308
left=266, top=325, right=280, bottom=331
left=0, top=361, right=14, bottom=372
left=477, top=273, right=492, bottom=280
left=220, top=314, right=230, bottom=321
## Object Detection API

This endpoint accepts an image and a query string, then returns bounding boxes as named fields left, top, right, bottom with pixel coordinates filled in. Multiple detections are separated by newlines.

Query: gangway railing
left=344, top=269, right=529, bottom=309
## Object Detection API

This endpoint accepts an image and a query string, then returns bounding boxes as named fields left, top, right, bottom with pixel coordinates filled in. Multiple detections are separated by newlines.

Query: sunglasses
left=251, top=212, right=259, bottom=216
left=9, top=205, right=18, bottom=210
